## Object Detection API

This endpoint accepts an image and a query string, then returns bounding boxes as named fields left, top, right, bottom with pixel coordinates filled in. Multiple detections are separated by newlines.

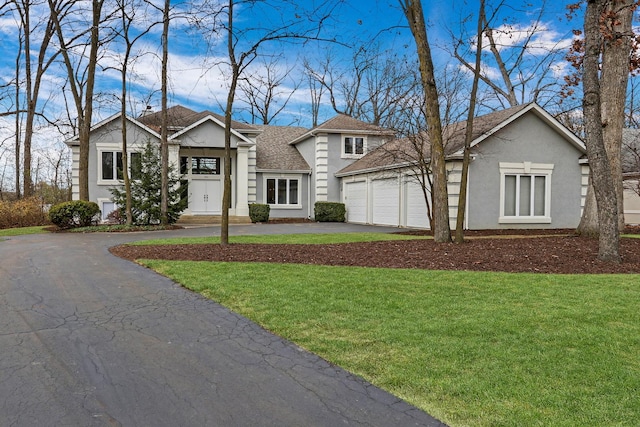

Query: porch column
left=235, top=145, right=250, bottom=216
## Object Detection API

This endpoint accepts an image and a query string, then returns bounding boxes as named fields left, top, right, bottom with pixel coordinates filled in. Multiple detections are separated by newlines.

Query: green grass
left=140, top=260, right=640, bottom=427
left=129, top=232, right=429, bottom=245
left=0, top=225, right=50, bottom=236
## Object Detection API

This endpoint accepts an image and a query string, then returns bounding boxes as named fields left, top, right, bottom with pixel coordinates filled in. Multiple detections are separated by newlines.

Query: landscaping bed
left=111, top=234, right=640, bottom=274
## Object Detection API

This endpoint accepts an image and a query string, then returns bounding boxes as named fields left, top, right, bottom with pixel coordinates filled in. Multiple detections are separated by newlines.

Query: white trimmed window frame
left=97, top=198, right=118, bottom=221
left=342, top=135, right=367, bottom=159
left=97, top=145, right=142, bottom=186
left=263, top=174, right=302, bottom=209
left=499, top=162, right=553, bottom=224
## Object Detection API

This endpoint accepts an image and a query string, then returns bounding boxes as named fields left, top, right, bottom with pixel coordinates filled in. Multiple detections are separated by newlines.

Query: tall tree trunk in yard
left=600, top=0, right=633, bottom=231
left=577, top=0, right=633, bottom=236
left=454, top=0, right=484, bottom=244
left=582, top=0, right=620, bottom=262
left=220, top=0, right=237, bottom=246
left=400, top=0, right=451, bottom=242
left=160, top=0, right=170, bottom=225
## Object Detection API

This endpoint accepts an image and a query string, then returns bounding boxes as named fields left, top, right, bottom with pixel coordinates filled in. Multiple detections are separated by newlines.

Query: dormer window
left=343, top=136, right=366, bottom=158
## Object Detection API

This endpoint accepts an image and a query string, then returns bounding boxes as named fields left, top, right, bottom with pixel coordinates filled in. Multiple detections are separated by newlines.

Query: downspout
left=308, top=172, right=312, bottom=219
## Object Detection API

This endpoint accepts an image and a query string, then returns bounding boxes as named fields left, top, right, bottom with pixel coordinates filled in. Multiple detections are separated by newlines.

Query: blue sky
left=0, top=0, right=583, bottom=185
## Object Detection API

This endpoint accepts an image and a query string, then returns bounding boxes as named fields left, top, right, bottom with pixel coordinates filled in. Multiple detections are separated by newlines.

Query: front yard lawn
left=140, top=260, right=640, bottom=427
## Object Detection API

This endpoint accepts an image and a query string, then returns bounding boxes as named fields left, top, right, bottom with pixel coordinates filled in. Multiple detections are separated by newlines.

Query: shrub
left=0, top=197, right=49, bottom=229
left=249, top=203, right=270, bottom=223
left=49, top=200, right=100, bottom=229
left=314, top=202, right=345, bottom=222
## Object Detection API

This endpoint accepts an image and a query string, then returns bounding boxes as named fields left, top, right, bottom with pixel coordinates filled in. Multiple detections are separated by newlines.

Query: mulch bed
left=110, top=233, right=640, bottom=274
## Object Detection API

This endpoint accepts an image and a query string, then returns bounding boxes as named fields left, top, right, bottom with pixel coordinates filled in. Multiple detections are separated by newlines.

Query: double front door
left=190, top=179, right=222, bottom=214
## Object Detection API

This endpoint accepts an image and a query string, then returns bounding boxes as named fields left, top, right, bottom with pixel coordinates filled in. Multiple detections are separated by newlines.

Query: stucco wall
left=255, top=172, right=311, bottom=218
left=88, top=119, right=161, bottom=207
left=467, top=113, right=584, bottom=229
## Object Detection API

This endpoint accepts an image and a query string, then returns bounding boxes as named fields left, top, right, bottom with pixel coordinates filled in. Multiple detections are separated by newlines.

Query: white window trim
left=97, top=148, right=141, bottom=186
left=341, top=135, right=367, bottom=159
left=97, top=198, right=118, bottom=222
left=263, top=174, right=302, bottom=209
left=499, top=162, right=553, bottom=224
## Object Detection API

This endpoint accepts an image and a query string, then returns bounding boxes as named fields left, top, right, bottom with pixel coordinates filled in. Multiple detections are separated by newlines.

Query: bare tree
left=451, top=0, right=571, bottom=110
left=110, top=0, right=158, bottom=224
left=160, top=0, right=169, bottom=225
left=304, top=45, right=421, bottom=128
left=454, top=0, right=485, bottom=244
left=582, top=0, right=621, bottom=262
left=193, top=0, right=342, bottom=245
left=49, top=0, right=110, bottom=200
left=238, top=57, right=301, bottom=125
left=400, top=0, right=451, bottom=242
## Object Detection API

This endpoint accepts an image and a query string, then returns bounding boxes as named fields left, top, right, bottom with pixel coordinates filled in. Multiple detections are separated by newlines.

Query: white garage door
left=372, top=178, right=399, bottom=226
left=344, top=181, right=367, bottom=223
left=406, top=180, right=430, bottom=229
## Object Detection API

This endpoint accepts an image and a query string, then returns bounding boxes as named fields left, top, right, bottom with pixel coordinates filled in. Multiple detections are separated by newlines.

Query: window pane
left=534, top=176, right=546, bottom=216
left=344, top=137, right=353, bottom=154
left=180, top=157, right=189, bottom=174
left=355, top=138, right=364, bottom=154
left=102, top=152, right=114, bottom=180
left=519, top=175, right=531, bottom=216
left=504, top=175, right=516, bottom=216
left=266, top=179, right=276, bottom=204
left=278, top=179, right=287, bottom=204
left=116, top=152, right=123, bottom=180
left=289, top=180, right=298, bottom=204
left=131, top=153, right=142, bottom=180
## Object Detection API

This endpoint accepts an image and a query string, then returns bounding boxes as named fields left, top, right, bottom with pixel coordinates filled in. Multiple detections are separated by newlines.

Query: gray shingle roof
left=336, top=103, right=546, bottom=176
left=255, top=125, right=311, bottom=171
left=289, top=114, right=394, bottom=145
left=137, top=105, right=258, bottom=133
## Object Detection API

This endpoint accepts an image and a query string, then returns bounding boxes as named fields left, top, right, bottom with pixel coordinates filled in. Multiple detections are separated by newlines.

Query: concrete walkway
left=0, top=224, right=445, bottom=426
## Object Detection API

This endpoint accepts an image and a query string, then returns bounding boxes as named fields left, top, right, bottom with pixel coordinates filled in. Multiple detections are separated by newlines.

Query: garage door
left=344, top=181, right=367, bottom=223
left=372, top=178, right=399, bottom=226
left=406, top=180, right=430, bottom=229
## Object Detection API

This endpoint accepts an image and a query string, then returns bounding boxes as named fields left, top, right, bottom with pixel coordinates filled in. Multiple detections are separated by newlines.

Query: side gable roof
left=289, top=114, right=394, bottom=145
left=255, top=125, right=311, bottom=172
left=64, top=112, right=161, bottom=146
left=336, top=103, right=586, bottom=177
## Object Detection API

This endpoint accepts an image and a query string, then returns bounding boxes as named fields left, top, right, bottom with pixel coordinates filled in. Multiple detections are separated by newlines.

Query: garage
left=344, top=181, right=367, bottom=223
left=405, top=179, right=430, bottom=229
left=371, top=178, right=399, bottom=226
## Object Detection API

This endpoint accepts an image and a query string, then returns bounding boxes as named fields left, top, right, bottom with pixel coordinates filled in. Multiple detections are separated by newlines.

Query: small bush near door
left=249, top=203, right=270, bottom=223
left=314, top=202, right=345, bottom=222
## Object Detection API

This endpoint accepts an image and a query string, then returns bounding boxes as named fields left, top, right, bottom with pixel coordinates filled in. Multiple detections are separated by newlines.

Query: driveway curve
left=0, top=224, right=445, bottom=426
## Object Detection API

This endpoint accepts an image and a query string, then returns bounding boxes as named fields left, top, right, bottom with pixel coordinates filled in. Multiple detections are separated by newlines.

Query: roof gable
left=289, top=114, right=393, bottom=145
left=64, top=112, right=160, bottom=145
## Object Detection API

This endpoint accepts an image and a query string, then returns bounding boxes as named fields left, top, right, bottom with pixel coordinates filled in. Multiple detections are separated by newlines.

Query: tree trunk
left=600, top=0, right=633, bottom=231
left=401, top=0, right=450, bottom=242
left=160, top=0, right=170, bottom=225
left=221, top=0, right=236, bottom=246
left=582, top=0, right=620, bottom=262
left=455, top=0, right=484, bottom=244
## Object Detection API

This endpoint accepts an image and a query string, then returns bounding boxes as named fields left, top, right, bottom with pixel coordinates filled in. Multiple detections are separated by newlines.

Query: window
left=191, top=157, right=220, bottom=175
left=343, top=136, right=365, bottom=157
left=101, top=151, right=141, bottom=181
left=500, top=162, right=553, bottom=223
left=266, top=178, right=299, bottom=206
left=101, top=151, right=122, bottom=180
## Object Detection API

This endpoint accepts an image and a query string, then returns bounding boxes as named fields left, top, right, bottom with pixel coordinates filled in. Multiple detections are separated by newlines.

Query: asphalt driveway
left=0, top=223, right=444, bottom=426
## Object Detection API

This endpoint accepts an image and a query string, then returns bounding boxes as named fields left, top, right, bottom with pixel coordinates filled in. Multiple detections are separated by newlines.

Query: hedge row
left=0, top=197, right=49, bottom=229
